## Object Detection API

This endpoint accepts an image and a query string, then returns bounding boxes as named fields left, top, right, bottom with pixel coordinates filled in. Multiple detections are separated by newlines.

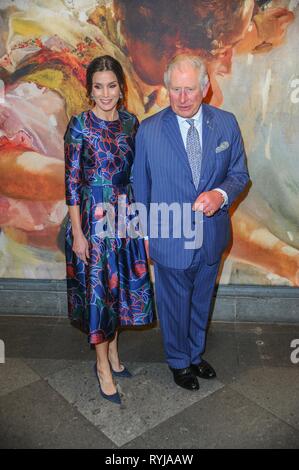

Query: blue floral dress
left=64, top=109, right=154, bottom=344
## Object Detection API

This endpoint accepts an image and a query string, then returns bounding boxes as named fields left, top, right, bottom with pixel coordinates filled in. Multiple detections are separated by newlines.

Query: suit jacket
left=133, top=104, right=250, bottom=268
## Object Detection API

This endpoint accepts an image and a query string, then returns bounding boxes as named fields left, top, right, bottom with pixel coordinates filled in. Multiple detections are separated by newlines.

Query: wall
left=0, top=0, right=298, bottom=295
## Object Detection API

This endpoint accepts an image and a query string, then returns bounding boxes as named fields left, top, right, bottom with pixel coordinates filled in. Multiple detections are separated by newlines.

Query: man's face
left=168, top=62, right=208, bottom=118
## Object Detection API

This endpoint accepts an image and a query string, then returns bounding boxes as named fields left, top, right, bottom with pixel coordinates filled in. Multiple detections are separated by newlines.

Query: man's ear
left=202, top=80, right=210, bottom=98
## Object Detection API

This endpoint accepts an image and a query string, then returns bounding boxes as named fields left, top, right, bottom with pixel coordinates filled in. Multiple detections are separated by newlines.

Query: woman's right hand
left=72, top=232, right=90, bottom=265
left=144, top=239, right=150, bottom=261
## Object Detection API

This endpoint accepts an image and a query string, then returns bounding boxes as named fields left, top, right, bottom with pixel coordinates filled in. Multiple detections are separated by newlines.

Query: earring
left=119, top=92, right=123, bottom=100
left=90, top=94, right=95, bottom=100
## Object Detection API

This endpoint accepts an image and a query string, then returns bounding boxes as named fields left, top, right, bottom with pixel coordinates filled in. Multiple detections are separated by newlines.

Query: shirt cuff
left=213, top=188, right=228, bottom=208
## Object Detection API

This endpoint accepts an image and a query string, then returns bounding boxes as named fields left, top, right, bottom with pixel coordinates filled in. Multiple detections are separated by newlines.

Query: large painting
left=0, top=0, right=298, bottom=285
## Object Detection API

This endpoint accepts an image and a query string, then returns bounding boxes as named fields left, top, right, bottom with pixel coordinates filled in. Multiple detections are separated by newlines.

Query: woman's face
left=91, top=71, right=121, bottom=114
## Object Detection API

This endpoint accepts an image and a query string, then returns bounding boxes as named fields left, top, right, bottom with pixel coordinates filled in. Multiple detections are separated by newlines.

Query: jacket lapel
left=199, top=104, right=218, bottom=192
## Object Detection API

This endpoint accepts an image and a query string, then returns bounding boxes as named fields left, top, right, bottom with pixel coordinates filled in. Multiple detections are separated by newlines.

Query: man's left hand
left=192, top=190, right=224, bottom=217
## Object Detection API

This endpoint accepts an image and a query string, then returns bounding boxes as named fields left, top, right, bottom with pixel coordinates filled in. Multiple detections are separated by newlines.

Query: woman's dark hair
left=86, top=55, right=126, bottom=104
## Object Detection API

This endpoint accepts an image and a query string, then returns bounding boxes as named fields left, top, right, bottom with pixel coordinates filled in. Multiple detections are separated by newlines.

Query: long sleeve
left=217, top=115, right=250, bottom=207
left=132, top=123, right=151, bottom=237
left=129, top=115, right=140, bottom=184
left=64, top=116, right=83, bottom=206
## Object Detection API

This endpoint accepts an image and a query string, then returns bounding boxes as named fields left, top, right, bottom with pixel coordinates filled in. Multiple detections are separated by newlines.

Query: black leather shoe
left=191, top=360, right=216, bottom=379
left=170, top=367, right=199, bottom=391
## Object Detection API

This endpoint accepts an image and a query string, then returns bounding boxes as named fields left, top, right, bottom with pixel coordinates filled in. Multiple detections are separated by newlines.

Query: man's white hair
left=164, top=54, right=209, bottom=91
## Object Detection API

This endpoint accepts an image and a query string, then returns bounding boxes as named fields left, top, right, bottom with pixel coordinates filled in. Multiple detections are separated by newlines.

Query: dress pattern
left=64, top=109, right=154, bottom=344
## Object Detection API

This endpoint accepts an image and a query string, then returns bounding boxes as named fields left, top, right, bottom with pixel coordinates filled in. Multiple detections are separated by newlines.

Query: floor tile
left=47, top=361, right=224, bottom=447
left=0, top=358, right=40, bottom=397
left=0, top=380, right=115, bottom=449
left=230, top=366, right=299, bottom=430
left=124, top=386, right=299, bottom=449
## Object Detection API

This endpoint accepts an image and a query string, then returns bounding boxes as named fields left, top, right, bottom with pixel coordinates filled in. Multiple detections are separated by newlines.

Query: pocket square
left=216, top=141, right=229, bottom=153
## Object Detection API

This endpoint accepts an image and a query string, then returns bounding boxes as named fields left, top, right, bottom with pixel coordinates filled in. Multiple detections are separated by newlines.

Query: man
left=133, top=55, right=249, bottom=391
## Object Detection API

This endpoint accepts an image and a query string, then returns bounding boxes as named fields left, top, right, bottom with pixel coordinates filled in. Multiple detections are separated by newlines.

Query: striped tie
left=186, top=119, right=202, bottom=188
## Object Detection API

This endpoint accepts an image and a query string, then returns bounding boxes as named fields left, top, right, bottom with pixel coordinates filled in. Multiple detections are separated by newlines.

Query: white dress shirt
left=176, top=106, right=228, bottom=207
left=176, top=106, right=203, bottom=148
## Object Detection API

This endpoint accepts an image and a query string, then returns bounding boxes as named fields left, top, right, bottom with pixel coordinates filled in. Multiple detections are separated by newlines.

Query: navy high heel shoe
left=93, top=363, right=121, bottom=405
left=111, top=365, right=132, bottom=378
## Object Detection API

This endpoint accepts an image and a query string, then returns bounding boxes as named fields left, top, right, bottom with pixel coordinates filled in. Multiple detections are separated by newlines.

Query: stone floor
left=0, top=316, right=299, bottom=449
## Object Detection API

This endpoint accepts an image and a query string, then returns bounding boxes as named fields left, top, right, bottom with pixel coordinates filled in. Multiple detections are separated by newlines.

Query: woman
left=64, top=55, right=154, bottom=405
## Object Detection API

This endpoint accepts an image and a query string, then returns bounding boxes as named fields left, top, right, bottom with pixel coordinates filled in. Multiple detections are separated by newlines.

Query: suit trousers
left=153, top=249, right=221, bottom=369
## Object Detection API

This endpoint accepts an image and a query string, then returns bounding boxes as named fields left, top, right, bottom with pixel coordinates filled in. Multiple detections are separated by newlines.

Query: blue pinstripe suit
left=133, top=104, right=249, bottom=368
